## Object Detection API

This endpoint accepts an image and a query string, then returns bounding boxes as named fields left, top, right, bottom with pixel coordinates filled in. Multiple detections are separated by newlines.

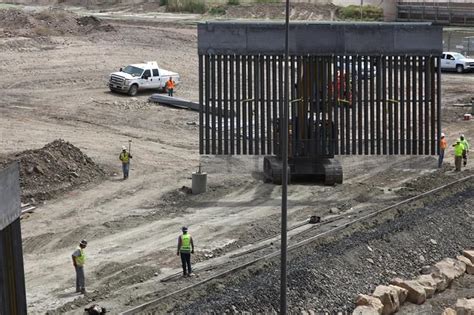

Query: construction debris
left=0, top=140, right=106, bottom=204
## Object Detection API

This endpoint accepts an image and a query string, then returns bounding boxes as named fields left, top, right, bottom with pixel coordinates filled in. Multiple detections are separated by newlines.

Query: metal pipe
left=281, top=0, right=290, bottom=311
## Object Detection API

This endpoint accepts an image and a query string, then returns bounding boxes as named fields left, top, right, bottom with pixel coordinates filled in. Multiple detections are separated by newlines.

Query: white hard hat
left=441, top=133, right=445, bottom=137
left=122, top=146, right=127, bottom=150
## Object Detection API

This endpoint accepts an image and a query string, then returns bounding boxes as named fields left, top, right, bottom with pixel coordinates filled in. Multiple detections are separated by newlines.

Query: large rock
left=416, top=274, right=438, bottom=298
left=352, top=306, right=381, bottom=315
left=442, top=308, right=457, bottom=315
left=372, top=285, right=399, bottom=315
left=458, top=255, right=474, bottom=274
left=455, top=298, right=474, bottom=315
left=388, top=285, right=408, bottom=304
left=463, top=250, right=474, bottom=263
left=434, top=258, right=467, bottom=285
left=390, top=278, right=426, bottom=305
left=356, top=294, right=384, bottom=314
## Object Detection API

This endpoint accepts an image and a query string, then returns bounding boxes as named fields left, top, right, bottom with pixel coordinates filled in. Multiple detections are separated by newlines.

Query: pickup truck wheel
left=456, top=65, right=464, bottom=73
left=128, top=84, right=138, bottom=96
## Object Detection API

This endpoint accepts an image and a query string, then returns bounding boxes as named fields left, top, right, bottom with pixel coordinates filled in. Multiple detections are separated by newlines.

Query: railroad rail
left=121, top=174, right=473, bottom=314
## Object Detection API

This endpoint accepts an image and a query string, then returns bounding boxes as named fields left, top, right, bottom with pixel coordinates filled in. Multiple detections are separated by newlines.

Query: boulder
left=355, top=294, right=384, bottom=314
left=372, top=285, right=399, bottom=315
left=388, top=285, right=408, bottom=304
left=352, top=306, right=381, bottom=315
left=455, top=298, right=474, bottom=315
left=390, top=278, right=426, bottom=305
left=434, top=258, right=467, bottom=285
left=463, top=250, right=474, bottom=263
left=457, top=255, right=474, bottom=274
left=442, top=308, right=457, bottom=315
left=416, top=274, right=438, bottom=297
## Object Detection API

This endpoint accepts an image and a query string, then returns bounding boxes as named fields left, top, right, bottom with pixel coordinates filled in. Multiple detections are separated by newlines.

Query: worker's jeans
left=180, top=252, right=192, bottom=275
left=455, top=156, right=462, bottom=171
left=75, top=265, right=85, bottom=291
left=168, top=88, right=174, bottom=97
left=122, top=162, right=129, bottom=179
left=438, top=149, right=445, bottom=168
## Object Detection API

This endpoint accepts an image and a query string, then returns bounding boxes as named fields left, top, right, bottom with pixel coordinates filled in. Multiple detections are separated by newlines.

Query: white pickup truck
left=108, top=61, right=180, bottom=96
left=440, top=52, right=474, bottom=73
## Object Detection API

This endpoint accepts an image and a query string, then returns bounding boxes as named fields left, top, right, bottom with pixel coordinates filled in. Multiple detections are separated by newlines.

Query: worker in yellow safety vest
left=119, top=146, right=132, bottom=180
left=453, top=139, right=465, bottom=171
left=72, top=239, right=87, bottom=294
left=177, top=226, right=194, bottom=277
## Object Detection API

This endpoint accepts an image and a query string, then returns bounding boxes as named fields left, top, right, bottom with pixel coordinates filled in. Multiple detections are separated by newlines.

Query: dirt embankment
left=223, top=3, right=337, bottom=20
left=0, top=140, right=106, bottom=203
left=0, top=9, right=115, bottom=38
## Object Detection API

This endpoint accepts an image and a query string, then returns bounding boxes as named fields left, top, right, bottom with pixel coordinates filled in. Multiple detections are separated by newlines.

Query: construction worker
left=119, top=146, right=132, bottom=180
left=72, top=239, right=87, bottom=294
left=439, top=133, right=447, bottom=168
left=177, top=226, right=194, bottom=277
left=166, top=77, right=176, bottom=97
left=453, top=139, right=464, bottom=171
left=460, top=134, right=469, bottom=166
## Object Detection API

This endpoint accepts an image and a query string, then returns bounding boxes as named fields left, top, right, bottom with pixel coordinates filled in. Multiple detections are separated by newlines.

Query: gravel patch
left=151, top=179, right=474, bottom=314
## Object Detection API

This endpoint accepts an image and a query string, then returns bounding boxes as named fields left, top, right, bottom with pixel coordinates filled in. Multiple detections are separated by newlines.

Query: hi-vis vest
left=180, top=234, right=191, bottom=253
left=120, top=151, right=130, bottom=164
left=76, top=248, right=86, bottom=266
left=454, top=143, right=464, bottom=157
left=166, top=80, right=175, bottom=89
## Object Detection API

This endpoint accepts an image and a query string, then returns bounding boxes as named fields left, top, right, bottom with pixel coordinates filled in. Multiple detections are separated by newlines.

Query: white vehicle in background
left=440, top=52, right=474, bottom=73
left=108, top=61, right=180, bottom=96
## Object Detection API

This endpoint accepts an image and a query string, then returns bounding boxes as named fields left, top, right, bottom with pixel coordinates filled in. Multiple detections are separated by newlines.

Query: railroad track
left=121, top=174, right=473, bottom=315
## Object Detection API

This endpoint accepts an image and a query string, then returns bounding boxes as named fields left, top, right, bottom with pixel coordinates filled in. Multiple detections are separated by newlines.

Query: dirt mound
left=223, top=3, right=337, bottom=20
left=0, top=9, right=115, bottom=38
left=0, top=140, right=106, bottom=203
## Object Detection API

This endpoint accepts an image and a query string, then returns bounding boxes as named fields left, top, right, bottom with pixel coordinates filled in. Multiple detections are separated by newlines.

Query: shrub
left=338, top=5, right=383, bottom=21
left=209, top=6, right=226, bottom=15
left=167, top=0, right=206, bottom=13
left=255, top=0, right=280, bottom=3
left=227, top=0, right=240, bottom=5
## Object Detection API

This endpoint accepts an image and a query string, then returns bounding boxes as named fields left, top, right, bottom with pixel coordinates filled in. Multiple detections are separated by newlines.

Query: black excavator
left=263, top=61, right=346, bottom=185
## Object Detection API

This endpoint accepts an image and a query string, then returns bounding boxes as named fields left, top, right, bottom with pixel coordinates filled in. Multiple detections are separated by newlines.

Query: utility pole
left=281, top=0, right=290, bottom=312
left=360, top=0, right=364, bottom=20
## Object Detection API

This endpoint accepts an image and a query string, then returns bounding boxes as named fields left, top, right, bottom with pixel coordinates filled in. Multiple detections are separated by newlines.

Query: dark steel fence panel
left=418, top=55, right=424, bottom=154
left=217, top=55, right=223, bottom=154
left=230, top=55, right=235, bottom=155
left=412, top=56, right=418, bottom=155
left=223, top=55, right=229, bottom=155
left=406, top=56, right=412, bottom=154
left=394, top=56, right=399, bottom=154
left=333, top=55, right=339, bottom=155
left=272, top=55, right=278, bottom=154
left=211, top=55, right=217, bottom=154
left=236, top=55, right=242, bottom=154
left=382, top=56, right=388, bottom=155
left=204, top=55, right=210, bottom=154
left=357, top=55, right=363, bottom=154
left=400, top=55, right=406, bottom=155
left=376, top=56, right=382, bottom=155
left=266, top=56, right=272, bottom=154
left=388, top=56, right=394, bottom=155
left=242, top=56, right=248, bottom=154
left=199, top=55, right=204, bottom=154
left=363, top=56, right=369, bottom=154
left=370, top=56, right=375, bottom=154
left=248, top=56, right=254, bottom=155
left=436, top=56, right=442, bottom=155
left=343, top=56, right=351, bottom=154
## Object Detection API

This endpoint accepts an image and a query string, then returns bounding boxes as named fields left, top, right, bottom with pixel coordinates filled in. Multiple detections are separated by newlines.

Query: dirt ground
left=0, top=4, right=473, bottom=315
